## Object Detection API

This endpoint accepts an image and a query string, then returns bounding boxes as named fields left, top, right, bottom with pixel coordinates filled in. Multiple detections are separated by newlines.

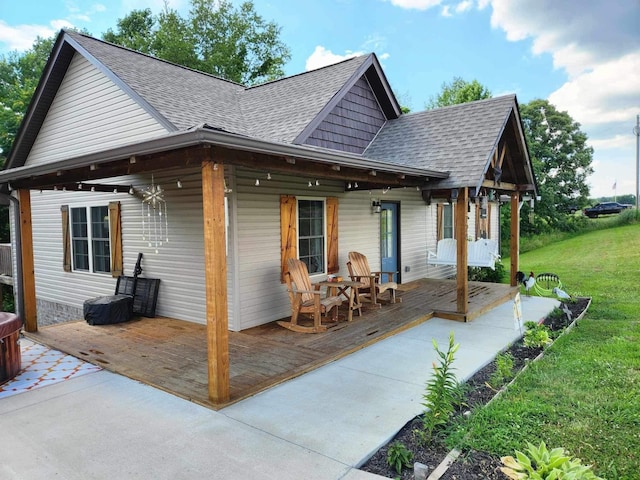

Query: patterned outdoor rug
left=0, top=337, right=102, bottom=399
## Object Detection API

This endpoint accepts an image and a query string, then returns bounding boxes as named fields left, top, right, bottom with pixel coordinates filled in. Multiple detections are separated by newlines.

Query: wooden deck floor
left=25, top=279, right=517, bottom=409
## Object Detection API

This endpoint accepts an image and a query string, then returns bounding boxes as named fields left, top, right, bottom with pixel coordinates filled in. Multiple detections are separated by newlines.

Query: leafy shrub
left=523, top=321, right=552, bottom=348
left=489, top=351, right=514, bottom=388
left=386, top=441, right=413, bottom=474
left=468, top=260, right=505, bottom=283
left=416, top=332, right=461, bottom=444
left=501, top=441, right=604, bottom=479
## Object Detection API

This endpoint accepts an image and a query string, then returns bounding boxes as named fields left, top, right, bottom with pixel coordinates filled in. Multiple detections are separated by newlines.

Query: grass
left=447, top=222, right=640, bottom=479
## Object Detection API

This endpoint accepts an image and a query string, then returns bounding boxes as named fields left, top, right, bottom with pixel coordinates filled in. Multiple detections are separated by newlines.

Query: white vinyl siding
left=26, top=53, right=168, bottom=167
left=28, top=165, right=497, bottom=331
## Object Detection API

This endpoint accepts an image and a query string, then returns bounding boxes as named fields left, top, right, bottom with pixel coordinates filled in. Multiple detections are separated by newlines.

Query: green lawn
left=447, top=223, right=640, bottom=479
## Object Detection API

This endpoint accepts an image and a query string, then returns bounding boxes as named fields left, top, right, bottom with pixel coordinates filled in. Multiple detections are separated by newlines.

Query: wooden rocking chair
left=346, top=251, right=401, bottom=308
left=278, top=258, right=344, bottom=333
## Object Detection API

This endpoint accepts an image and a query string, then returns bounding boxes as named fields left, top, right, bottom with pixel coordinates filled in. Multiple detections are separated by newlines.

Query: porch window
left=280, top=195, right=338, bottom=282
left=443, top=205, right=454, bottom=239
left=70, top=206, right=111, bottom=273
left=298, top=199, right=325, bottom=274
left=62, top=201, right=123, bottom=277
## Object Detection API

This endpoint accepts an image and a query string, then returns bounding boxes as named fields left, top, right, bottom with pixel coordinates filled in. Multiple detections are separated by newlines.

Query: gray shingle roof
left=364, top=95, right=517, bottom=188
left=67, top=31, right=369, bottom=143
left=66, top=31, right=247, bottom=134
left=240, top=56, right=370, bottom=143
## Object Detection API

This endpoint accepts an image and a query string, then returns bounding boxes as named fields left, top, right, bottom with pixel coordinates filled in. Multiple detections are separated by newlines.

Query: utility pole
left=635, top=115, right=640, bottom=210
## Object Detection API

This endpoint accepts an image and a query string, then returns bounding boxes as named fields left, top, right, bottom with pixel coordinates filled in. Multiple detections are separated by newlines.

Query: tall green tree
left=102, top=9, right=156, bottom=54
left=102, top=0, right=291, bottom=85
left=0, top=36, right=55, bottom=167
left=519, top=99, right=593, bottom=234
left=425, top=77, right=492, bottom=109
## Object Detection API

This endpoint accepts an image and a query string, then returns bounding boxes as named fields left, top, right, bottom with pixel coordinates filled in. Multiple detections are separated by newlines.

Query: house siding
left=26, top=168, right=239, bottom=330
left=26, top=53, right=168, bottom=167
left=304, top=76, right=386, bottom=154
left=24, top=167, right=499, bottom=331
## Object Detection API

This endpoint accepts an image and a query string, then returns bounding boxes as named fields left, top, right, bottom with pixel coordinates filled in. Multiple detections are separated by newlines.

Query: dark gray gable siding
left=304, top=76, right=385, bottom=154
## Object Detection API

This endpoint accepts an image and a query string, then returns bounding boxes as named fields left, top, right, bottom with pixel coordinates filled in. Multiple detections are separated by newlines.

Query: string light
left=267, top=172, right=271, bottom=180
left=354, top=182, right=358, bottom=188
left=315, top=179, right=320, bottom=186
left=308, top=181, right=312, bottom=187
left=347, top=182, right=352, bottom=189
left=176, top=179, right=182, bottom=188
left=255, top=179, right=260, bottom=186
left=129, top=186, right=135, bottom=195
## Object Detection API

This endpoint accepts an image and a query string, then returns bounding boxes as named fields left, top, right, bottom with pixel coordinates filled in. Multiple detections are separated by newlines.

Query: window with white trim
left=442, top=204, right=454, bottom=239
left=297, top=199, right=325, bottom=275
left=71, top=205, right=111, bottom=273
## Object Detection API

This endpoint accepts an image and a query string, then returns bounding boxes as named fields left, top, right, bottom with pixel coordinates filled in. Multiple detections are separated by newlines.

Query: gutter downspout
left=0, top=193, right=24, bottom=323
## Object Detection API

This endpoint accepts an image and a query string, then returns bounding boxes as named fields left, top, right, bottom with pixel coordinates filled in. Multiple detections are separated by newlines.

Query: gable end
left=304, top=76, right=386, bottom=154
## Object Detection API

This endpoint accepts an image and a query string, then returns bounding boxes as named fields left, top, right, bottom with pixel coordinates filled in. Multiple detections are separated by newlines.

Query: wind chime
left=141, top=175, right=169, bottom=253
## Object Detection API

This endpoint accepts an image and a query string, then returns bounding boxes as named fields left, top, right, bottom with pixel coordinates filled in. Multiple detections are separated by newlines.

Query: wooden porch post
left=18, top=189, right=37, bottom=332
left=509, top=192, right=520, bottom=286
left=455, top=187, right=469, bottom=315
left=202, top=157, right=230, bottom=404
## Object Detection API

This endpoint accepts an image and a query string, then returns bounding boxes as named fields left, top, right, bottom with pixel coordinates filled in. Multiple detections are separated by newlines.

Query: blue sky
left=1, top=0, right=639, bottom=198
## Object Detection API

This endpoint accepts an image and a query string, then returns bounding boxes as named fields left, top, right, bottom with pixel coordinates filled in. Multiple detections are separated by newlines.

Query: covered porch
left=24, top=278, right=518, bottom=409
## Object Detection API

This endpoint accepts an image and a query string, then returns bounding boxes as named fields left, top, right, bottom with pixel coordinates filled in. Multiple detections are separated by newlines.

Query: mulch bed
left=359, top=297, right=591, bottom=480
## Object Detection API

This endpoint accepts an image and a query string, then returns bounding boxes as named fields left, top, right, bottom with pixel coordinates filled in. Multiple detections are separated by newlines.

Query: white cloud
left=455, top=1, right=473, bottom=13
left=488, top=0, right=639, bottom=76
left=485, top=0, right=640, bottom=197
left=549, top=53, right=640, bottom=128
left=305, top=46, right=364, bottom=71
left=0, top=20, right=66, bottom=52
left=387, top=0, right=442, bottom=10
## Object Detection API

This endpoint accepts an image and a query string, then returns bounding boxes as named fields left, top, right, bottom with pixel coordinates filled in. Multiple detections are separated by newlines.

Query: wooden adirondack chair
left=278, top=258, right=344, bottom=333
left=346, top=251, right=400, bottom=307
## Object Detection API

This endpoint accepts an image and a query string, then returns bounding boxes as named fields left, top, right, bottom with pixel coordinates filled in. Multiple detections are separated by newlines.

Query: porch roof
left=365, top=95, right=538, bottom=195
left=0, top=124, right=449, bottom=192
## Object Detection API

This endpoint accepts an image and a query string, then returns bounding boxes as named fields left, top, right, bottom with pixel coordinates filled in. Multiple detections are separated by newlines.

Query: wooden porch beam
left=18, top=189, right=37, bottom=332
left=202, top=156, right=230, bottom=404
left=480, top=180, right=536, bottom=192
left=455, top=187, right=469, bottom=316
left=510, top=192, right=520, bottom=286
left=10, top=144, right=430, bottom=191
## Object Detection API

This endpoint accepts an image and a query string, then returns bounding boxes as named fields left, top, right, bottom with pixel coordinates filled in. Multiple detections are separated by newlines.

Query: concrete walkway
left=0, top=296, right=558, bottom=480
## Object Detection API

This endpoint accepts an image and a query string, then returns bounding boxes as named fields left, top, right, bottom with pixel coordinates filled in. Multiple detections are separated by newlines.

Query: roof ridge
left=244, top=54, right=371, bottom=90
left=404, top=93, right=516, bottom=117
left=63, top=29, right=245, bottom=88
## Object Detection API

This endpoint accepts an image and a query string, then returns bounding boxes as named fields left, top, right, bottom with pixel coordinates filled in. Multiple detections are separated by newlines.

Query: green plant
left=417, top=332, right=461, bottom=444
left=523, top=322, right=552, bottom=348
left=468, top=260, right=505, bottom=283
left=489, top=351, right=514, bottom=388
left=500, top=441, right=604, bottom=479
left=386, top=441, right=413, bottom=474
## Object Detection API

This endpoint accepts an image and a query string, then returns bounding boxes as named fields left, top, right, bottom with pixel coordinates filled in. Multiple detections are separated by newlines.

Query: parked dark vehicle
left=583, top=202, right=631, bottom=218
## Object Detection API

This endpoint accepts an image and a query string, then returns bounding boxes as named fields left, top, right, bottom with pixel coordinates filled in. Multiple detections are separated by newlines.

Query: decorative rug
left=0, top=337, right=102, bottom=399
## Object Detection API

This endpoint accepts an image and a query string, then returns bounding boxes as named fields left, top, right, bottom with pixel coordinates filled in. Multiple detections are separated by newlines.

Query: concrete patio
left=0, top=295, right=558, bottom=480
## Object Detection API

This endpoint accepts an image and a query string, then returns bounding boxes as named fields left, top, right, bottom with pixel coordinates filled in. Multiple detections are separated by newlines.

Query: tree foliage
left=0, top=36, right=56, bottom=167
left=519, top=99, right=594, bottom=234
left=102, top=0, right=291, bottom=85
left=425, top=77, right=491, bottom=109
